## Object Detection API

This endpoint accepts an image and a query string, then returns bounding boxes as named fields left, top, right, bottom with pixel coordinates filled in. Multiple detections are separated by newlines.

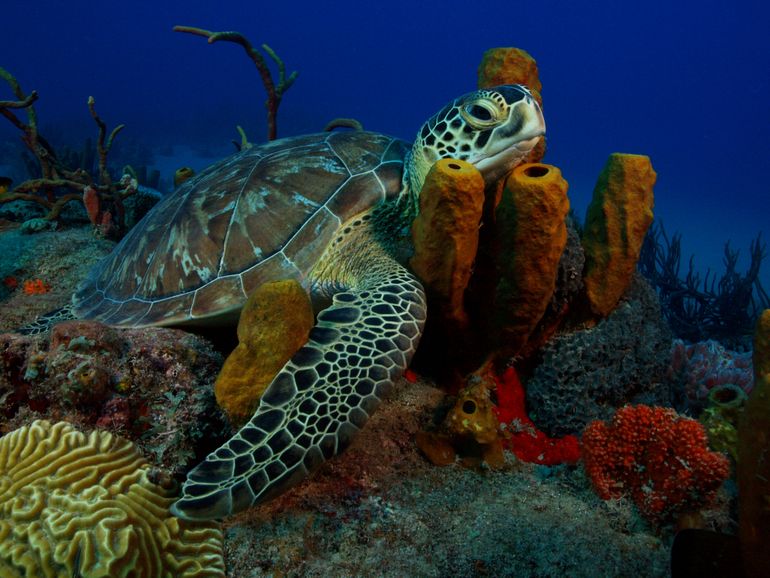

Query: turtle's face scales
left=409, top=84, right=545, bottom=189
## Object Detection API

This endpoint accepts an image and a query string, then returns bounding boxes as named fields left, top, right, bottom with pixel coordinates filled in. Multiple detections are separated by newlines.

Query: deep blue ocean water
left=2, top=0, right=769, bottom=285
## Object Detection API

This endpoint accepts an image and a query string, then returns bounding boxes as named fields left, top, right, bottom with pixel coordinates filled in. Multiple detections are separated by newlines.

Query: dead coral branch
left=0, top=68, right=135, bottom=237
left=173, top=25, right=298, bottom=141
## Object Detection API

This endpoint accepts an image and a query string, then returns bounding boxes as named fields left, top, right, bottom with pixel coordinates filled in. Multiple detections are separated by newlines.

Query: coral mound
left=582, top=405, right=729, bottom=524
left=0, top=420, right=225, bottom=578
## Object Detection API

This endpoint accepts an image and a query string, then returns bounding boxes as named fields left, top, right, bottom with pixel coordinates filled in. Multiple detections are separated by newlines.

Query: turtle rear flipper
left=170, top=255, right=426, bottom=520
left=17, top=305, right=76, bottom=335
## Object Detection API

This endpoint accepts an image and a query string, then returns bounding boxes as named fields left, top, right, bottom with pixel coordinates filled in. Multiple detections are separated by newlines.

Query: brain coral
left=0, top=420, right=225, bottom=578
left=526, top=273, right=674, bottom=436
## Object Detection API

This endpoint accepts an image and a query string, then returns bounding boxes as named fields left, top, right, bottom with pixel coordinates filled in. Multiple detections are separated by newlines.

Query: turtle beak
left=474, top=98, right=545, bottom=183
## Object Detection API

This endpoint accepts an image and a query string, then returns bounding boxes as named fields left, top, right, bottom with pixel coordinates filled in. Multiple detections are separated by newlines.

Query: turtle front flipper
left=170, top=255, right=426, bottom=520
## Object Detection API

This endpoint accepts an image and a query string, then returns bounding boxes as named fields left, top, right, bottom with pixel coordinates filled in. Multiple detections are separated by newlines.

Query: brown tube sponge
left=495, top=163, right=570, bottom=354
left=410, top=159, right=485, bottom=327
left=582, top=153, right=656, bottom=318
left=738, top=309, right=770, bottom=577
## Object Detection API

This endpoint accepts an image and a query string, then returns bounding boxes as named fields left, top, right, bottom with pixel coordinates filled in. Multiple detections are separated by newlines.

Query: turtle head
left=408, top=85, right=545, bottom=193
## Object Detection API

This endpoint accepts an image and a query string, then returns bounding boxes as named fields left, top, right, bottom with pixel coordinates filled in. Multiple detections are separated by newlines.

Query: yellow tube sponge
left=215, top=279, right=314, bottom=426
left=477, top=47, right=542, bottom=103
left=495, top=164, right=569, bottom=354
left=581, top=153, right=656, bottom=318
left=0, top=420, right=225, bottom=578
left=477, top=47, right=544, bottom=163
left=738, top=309, right=770, bottom=577
left=410, top=159, right=485, bottom=327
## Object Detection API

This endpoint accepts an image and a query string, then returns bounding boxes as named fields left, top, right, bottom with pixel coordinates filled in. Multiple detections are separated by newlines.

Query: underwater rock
left=0, top=419, right=225, bottom=577
left=0, top=321, right=227, bottom=475
left=214, top=279, right=314, bottom=427
left=582, top=153, right=656, bottom=318
left=737, top=309, right=770, bottom=577
left=410, top=158, right=485, bottom=328
left=494, top=163, right=569, bottom=356
left=526, top=273, right=673, bottom=437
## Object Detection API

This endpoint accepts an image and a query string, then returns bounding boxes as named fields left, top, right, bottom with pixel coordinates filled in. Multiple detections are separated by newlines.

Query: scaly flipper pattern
left=170, top=250, right=426, bottom=520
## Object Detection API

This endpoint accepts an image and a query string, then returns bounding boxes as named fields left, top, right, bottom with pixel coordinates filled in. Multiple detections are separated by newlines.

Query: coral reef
left=526, top=273, right=673, bottom=437
left=639, top=221, right=769, bottom=348
left=582, top=153, right=656, bottom=318
left=416, top=365, right=579, bottom=469
left=582, top=404, right=730, bottom=524
left=737, top=309, right=770, bottom=576
left=494, top=163, right=570, bottom=355
left=668, top=338, right=753, bottom=404
left=215, top=279, right=314, bottom=427
left=223, top=378, right=670, bottom=577
left=698, top=382, right=746, bottom=461
left=173, top=26, right=298, bottom=141
left=0, top=321, right=227, bottom=474
left=0, top=419, right=225, bottom=577
left=410, top=158, right=485, bottom=328
left=0, top=68, right=137, bottom=237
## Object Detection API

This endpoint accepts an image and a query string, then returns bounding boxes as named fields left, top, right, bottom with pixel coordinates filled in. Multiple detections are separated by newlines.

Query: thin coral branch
left=0, top=90, right=38, bottom=109
left=88, top=96, right=125, bottom=187
left=639, top=220, right=768, bottom=348
left=173, top=25, right=298, bottom=141
left=0, top=68, right=133, bottom=237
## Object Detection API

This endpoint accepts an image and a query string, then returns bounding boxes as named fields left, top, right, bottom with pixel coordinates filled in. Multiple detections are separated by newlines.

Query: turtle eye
left=460, top=100, right=500, bottom=128
left=467, top=105, right=492, bottom=121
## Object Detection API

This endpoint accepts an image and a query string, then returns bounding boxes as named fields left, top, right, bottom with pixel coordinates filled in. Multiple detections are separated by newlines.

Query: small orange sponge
left=215, top=279, right=313, bottom=426
left=495, top=163, right=569, bottom=354
left=582, top=153, right=656, bottom=318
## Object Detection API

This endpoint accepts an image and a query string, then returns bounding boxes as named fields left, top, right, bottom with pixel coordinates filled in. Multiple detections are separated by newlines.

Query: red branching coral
left=494, top=367, right=580, bottom=465
left=582, top=404, right=730, bottom=523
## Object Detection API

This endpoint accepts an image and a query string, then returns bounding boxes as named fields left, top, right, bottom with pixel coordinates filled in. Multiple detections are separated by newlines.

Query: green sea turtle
left=24, top=85, right=545, bottom=520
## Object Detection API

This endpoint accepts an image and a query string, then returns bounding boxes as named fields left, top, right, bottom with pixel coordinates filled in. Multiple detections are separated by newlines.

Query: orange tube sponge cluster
left=410, top=158, right=485, bottom=327
left=582, top=405, right=729, bottom=524
left=738, top=309, right=770, bottom=577
left=215, top=279, right=314, bottom=426
left=582, top=153, right=656, bottom=318
left=494, top=163, right=569, bottom=355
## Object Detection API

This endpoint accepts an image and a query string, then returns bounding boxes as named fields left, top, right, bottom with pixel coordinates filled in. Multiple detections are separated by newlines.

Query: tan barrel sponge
left=0, top=420, right=225, bottom=578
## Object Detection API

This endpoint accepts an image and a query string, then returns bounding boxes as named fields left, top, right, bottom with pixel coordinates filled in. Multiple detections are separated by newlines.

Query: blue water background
left=2, top=0, right=769, bottom=287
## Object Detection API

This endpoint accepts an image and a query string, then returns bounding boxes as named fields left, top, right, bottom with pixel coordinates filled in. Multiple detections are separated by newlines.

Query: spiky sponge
left=0, top=420, right=225, bottom=578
